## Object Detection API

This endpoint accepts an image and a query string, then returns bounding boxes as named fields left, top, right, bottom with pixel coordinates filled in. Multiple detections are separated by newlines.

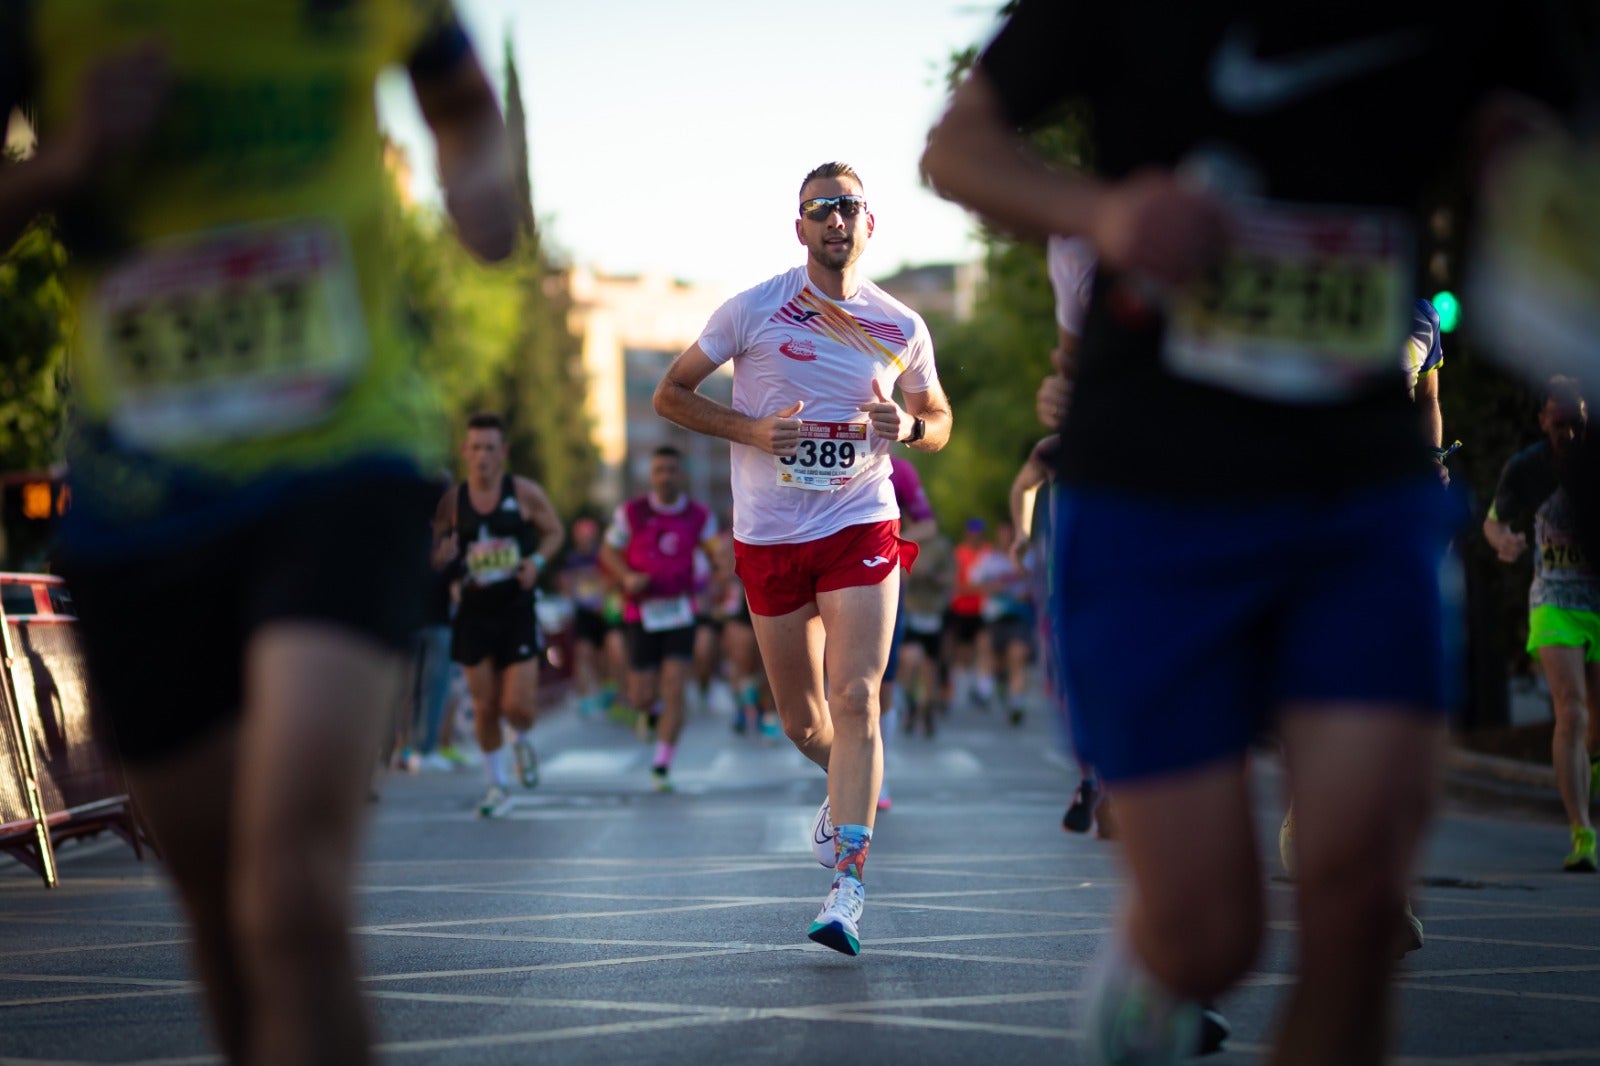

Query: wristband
left=531, top=553, right=546, bottom=570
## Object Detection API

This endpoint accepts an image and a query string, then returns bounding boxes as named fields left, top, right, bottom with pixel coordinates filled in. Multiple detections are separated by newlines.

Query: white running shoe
left=807, top=874, right=865, bottom=956
left=1081, top=939, right=1202, bottom=1065
left=512, top=736, right=539, bottom=789
left=478, top=785, right=510, bottom=818
left=811, top=799, right=836, bottom=867
left=418, top=752, right=455, bottom=773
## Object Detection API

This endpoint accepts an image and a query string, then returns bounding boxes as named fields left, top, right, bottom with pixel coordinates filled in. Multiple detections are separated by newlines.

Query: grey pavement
left=0, top=692, right=1596, bottom=1065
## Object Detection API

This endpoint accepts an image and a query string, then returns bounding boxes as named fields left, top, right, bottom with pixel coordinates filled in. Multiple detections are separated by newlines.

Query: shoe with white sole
left=478, top=785, right=510, bottom=818
left=807, top=874, right=864, bottom=956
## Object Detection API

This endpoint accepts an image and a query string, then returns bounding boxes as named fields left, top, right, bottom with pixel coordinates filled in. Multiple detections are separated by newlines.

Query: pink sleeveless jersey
left=620, top=495, right=711, bottom=625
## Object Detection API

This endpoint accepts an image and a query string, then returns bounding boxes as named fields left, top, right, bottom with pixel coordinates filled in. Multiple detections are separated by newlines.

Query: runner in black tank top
left=455, top=474, right=537, bottom=616
left=433, top=414, right=565, bottom=816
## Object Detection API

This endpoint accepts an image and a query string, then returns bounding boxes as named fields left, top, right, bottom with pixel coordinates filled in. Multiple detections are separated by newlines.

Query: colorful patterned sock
left=834, top=824, right=872, bottom=881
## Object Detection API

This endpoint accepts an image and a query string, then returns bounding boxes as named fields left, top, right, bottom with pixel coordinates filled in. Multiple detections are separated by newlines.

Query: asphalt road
left=0, top=692, right=1595, bottom=1065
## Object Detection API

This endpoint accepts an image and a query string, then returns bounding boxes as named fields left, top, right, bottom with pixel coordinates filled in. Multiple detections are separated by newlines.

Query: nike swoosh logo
left=1209, top=24, right=1426, bottom=114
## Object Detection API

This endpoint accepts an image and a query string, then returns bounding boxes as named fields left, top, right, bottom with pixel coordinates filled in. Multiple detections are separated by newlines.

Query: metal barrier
left=0, top=573, right=147, bottom=887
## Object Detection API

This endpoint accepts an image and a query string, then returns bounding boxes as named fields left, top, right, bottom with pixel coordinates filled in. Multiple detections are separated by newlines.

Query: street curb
left=1443, top=746, right=1566, bottom=820
left=1446, top=747, right=1557, bottom=790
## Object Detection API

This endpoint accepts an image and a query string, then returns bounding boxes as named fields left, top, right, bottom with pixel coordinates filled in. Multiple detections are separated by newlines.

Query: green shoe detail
left=807, top=919, right=860, bottom=956
left=1564, top=826, right=1597, bottom=873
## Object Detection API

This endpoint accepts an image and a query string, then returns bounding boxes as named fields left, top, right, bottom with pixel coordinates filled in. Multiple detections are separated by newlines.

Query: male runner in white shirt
left=654, top=161, right=952, bottom=955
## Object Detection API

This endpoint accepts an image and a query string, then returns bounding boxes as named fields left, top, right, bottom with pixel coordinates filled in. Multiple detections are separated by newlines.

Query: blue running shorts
left=1052, top=479, right=1459, bottom=784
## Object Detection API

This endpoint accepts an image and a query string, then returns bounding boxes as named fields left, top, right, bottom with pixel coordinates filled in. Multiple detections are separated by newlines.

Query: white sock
left=484, top=746, right=511, bottom=788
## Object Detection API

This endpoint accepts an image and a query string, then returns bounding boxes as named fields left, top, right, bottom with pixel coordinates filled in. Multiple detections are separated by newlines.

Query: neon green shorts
left=1527, top=604, right=1600, bottom=662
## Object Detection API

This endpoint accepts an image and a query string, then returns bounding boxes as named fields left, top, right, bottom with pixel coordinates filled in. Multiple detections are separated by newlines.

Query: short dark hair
left=1542, top=376, right=1586, bottom=410
left=799, top=161, right=864, bottom=200
left=651, top=444, right=683, bottom=462
left=466, top=412, right=506, bottom=435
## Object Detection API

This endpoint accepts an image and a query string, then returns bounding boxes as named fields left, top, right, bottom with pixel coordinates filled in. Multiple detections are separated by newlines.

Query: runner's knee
left=828, top=676, right=878, bottom=723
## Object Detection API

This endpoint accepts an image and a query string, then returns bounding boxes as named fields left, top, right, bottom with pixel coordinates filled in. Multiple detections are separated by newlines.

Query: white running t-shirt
left=1046, top=235, right=1097, bottom=337
left=696, top=265, right=940, bottom=546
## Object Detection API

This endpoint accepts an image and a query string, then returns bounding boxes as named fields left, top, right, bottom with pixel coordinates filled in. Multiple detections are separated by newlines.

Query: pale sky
left=377, top=0, right=1003, bottom=291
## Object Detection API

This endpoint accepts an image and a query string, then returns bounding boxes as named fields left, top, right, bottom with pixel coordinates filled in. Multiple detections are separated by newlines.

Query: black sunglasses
left=799, top=195, right=867, bottom=221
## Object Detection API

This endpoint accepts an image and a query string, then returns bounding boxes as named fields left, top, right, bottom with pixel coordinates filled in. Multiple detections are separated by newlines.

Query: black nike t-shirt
left=979, top=0, right=1571, bottom=498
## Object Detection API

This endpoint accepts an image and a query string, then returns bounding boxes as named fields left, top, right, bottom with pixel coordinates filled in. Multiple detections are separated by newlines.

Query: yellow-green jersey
left=5, top=0, right=470, bottom=533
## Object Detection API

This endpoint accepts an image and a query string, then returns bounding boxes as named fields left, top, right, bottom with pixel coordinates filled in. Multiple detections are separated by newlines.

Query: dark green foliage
left=0, top=220, right=69, bottom=473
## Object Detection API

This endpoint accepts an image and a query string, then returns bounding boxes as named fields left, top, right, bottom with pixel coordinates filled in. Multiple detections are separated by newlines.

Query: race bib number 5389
left=89, top=220, right=370, bottom=450
left=776, top=421, right=871, bottom=490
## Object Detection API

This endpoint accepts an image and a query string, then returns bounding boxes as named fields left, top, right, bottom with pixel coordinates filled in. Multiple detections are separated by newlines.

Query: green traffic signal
left=1432, top=290, right=1460, bottom=333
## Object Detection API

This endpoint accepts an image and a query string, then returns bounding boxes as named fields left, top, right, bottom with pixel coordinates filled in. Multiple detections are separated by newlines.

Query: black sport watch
left=904, top=417, right=926, bottom=445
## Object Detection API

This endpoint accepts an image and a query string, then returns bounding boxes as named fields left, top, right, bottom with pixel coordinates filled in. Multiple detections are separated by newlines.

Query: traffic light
left=1431, top=289, right=1460, bottom=333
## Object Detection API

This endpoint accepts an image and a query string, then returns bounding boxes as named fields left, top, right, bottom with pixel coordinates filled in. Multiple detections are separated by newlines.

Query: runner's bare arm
left=1009, top=455, right=1050, bottom=537
left=431, top=487, right=460, bottom=571
left=598, top=539, right=648, bottom=595
left=515, top=477, right=565, bottom=565
left=700, top=536, right=732, bottom=583
left=901, top=381, right=953, bottom=453
left=1482, top=513, right=1527, bottom=564
left=412, top=50, right=516, bottom=264
left=922, top=69, right=1229, bottom=285
left=654, top=345, right=803, bottom=456
left=0, top=44, right=170, bottom=250
left=1414, top=369, right=1444, bottom=450
left=1037, top=329, right=1077, bottom=430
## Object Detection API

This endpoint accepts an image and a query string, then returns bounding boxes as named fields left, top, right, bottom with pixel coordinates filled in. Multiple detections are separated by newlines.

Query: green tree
left=494, top=37, right=595, bottom=518
left=0, top=220, right=69, bottom=473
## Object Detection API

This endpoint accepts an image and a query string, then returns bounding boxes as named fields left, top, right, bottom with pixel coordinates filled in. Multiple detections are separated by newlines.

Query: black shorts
left=56, top=470, right=435, bottom=766
left=572, top=605, right=611, bottom=647
left=902, top=625, right=943, bottom=661
left=945, top=610, right=984, bottom=646
left=623, top=622, right=696, bottom=671
left=452, top=602, right=543, bottom=669
left=988, top=614, right=1037, bottom=657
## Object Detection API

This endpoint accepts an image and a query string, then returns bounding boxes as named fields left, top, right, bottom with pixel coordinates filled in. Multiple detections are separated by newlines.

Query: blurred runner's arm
left=1037, top=331, right=1076, bottom=430
left=0, top=42, right=170, bottom=250
left=1415, top=369, right=1444, bottom=451
left=430, top=487, right=460, bottom=571
left=1484, top=458, right=1531, bottom=563
left=1415, top=369, right=1450, bottom=486
left=922, top=68, right=1229, bottom=285
left=598, top=516, right=648, bottom=595
left=515, top=477, right=565, bottom=588
left=1008, top=451, right=1052, bottom=568
left=411, top=40, right=516, bottom=264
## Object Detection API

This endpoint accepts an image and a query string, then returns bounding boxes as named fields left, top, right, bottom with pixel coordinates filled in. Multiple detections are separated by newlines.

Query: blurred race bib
left=640, top=594, right=694, bottom=633
left=1469, top=139, right=1600, bottom=384
left=89, top=220, right=368, bottom=449
left=776, top=420, right=872, bottom=490
left=465, top=535, right=520, bottom=586
left=1164, top=200, right=1412, bottom=403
